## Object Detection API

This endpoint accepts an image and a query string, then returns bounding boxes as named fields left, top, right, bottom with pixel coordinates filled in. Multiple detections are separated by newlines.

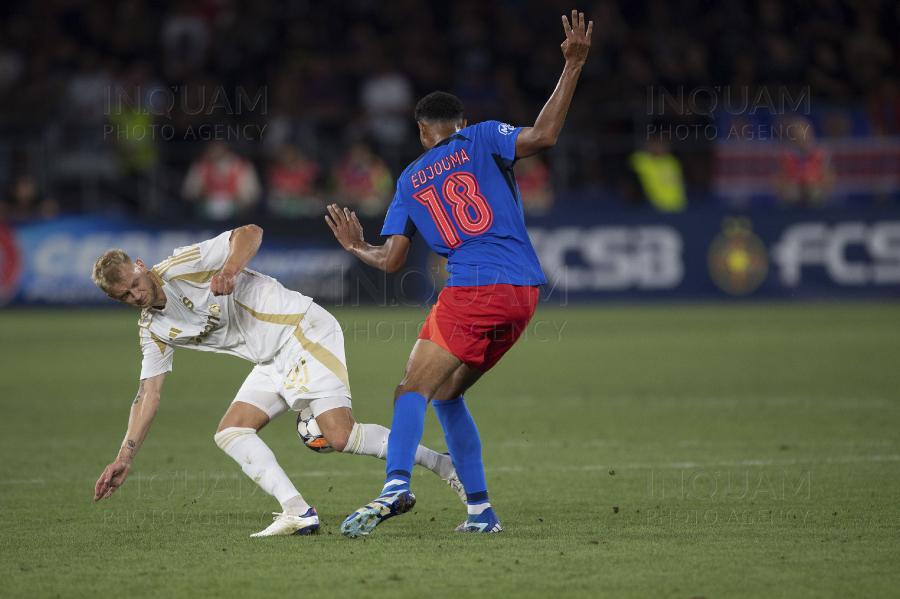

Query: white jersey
left=138, top=230, right=314, bottom=380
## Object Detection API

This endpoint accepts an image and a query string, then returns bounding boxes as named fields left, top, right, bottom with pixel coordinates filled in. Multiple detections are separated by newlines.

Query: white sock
left=214, top=427, right=309, bottom=513
left=467, top=502, right=491, bottom=516
left=342, top=422, right=455, bottom=479
left=382, top=478, right=408, bottom=492
left=280, top=494, right=312, bottom=516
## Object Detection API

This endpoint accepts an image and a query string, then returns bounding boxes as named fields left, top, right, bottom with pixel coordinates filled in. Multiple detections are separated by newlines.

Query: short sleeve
left=479, top=120, right=523, bottom=162
left=140, top=327, right=175, bottom=379
left=154, top=230, right=232, bottom=283
left=381, top=191, right=417, bottom=238
left=193, top=230, right=232, bottom=273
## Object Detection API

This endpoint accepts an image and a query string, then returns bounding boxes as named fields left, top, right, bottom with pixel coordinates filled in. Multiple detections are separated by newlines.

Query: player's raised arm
left=515, top=10, right=592, bottom=159
left=326, top=204, right=411, bottom=273
left=210, top=224, right=263, bottom=296
left=93, top=373, right=165, bottom=501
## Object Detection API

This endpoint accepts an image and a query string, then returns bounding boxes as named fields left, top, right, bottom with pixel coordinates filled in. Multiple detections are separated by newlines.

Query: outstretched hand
left=325, top=204, right=365, bottom=252
left=94, top=459, right=131, bottom=501
left=561, top=10, right=592, bottom=66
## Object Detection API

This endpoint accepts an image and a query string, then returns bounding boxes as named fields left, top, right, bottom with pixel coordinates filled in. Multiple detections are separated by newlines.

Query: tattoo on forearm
left=133, top=380, right=145, bottom=405
left=121, top=439, right=137, bottom=457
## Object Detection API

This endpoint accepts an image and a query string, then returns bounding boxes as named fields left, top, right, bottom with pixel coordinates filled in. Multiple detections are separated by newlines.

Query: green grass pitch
left=1, top=303, right=899, bottom=598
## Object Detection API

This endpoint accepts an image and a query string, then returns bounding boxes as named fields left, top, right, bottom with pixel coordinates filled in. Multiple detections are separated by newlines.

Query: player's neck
left=424, top=125, right=462, bottom=150
left=151, top=278, right=167, bottom=309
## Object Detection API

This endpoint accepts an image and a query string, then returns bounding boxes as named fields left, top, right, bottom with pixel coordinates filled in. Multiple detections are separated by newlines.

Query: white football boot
left=436, top=453, right=467, bottom=503
left=444, top=467, right=467, bottom=503
left=251, top=508, right=319, bottom=537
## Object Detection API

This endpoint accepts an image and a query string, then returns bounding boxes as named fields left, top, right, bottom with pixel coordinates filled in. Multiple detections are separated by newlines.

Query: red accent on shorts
left=418, top=284, right=540, bottom=372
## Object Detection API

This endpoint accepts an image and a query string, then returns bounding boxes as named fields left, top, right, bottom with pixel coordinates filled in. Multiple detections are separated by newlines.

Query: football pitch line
left=3, top=454, right=897, bottom=486
left=535, top=453, right=900, bottom=472
left=499, top=395, right=900, bottom=409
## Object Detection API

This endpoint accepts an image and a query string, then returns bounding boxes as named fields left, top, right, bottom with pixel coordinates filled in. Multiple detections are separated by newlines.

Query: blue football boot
left=341, top=485, right=416, bottom=538
left=455, top=506, right=503, bottom=533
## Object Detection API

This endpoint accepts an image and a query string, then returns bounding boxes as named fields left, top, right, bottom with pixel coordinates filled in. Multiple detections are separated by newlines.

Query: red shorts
left=418, top=284, right=540, bottom=372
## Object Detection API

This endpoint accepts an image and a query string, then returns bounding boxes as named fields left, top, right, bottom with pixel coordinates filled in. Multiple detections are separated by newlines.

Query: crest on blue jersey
left=498, top=123, right=515, bottom=135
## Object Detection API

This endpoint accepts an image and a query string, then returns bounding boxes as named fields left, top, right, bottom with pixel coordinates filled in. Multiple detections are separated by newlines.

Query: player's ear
left=135, top=259, right=147, bottom=271
left=460, top=119, right=467, bottom=130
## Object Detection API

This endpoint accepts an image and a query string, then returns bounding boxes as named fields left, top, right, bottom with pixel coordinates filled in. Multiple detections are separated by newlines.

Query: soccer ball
left=296, top=407, right=334, bottom=453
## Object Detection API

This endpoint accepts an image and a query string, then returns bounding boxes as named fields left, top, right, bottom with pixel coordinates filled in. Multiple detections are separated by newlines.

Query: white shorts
left=232, top=302, right=352, bottom=420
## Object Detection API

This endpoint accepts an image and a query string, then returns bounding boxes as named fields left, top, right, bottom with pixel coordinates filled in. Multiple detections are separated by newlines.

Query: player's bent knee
left=214, top=427, right=256, bottom=453
left=325, top=432, right=349, bottom=453
left=314, top=405, right=354, bottom=452
left=218, top=399, right=272, bottom=433
left=319, top=422, right=351, bottom=452
left=319, top=425, right=350, bottom=452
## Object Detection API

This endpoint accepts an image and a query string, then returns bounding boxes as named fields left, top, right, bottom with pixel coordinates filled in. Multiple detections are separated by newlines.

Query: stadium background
left=0, top=0, right=899, bottom=305
left=1, top=1, right=899, bottom=598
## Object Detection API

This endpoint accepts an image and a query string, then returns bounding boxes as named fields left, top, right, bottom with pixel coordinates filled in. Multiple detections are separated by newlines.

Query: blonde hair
left=92, top=249, right=135, bottom=293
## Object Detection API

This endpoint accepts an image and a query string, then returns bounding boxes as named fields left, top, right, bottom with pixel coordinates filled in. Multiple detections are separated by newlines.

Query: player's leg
left=432, top=366, right=502, bottom=532
left=215, top=380, right=318, bottom=536
left=314, top=404, right=464, bottom=501
left=383, top=338, right=462, bottom=486
left=216, top=398, right=271, bottom=430
left=310, top=405, right=354, bottom=451
left=341, top=339, right=462, bottom=537
left=289, top=301, right=458, bottom=499
left=432, top=364, right=486, bottom=509
left=431, top=285, right=541, bottom=533
left=296, top=300, right=453, bottom=480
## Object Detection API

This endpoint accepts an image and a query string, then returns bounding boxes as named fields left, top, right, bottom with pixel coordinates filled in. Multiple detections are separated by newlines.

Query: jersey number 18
left=413, top=172, right=493, bottom=248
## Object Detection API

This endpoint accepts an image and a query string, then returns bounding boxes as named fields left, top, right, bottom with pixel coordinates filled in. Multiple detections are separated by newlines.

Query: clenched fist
left=210, top=272, right=237, bottom=296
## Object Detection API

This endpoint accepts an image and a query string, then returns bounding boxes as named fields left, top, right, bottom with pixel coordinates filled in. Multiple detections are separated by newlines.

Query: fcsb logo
left=529, top=225, right=684, bottom=291
left=772, top=221, right=900, bottom=286
left=708, top=218, right=769, bottom=295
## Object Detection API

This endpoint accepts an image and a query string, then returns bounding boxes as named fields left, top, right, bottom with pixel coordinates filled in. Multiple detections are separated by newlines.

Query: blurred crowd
left=0, top=0, right=899, bottom=219
left=179, top=139, right=395, bottom=220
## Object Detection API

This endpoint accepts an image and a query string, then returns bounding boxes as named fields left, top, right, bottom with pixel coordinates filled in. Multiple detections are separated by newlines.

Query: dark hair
left=415, top=92, right=464, bottom=124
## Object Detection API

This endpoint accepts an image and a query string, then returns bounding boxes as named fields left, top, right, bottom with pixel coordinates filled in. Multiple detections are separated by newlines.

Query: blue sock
left=433, top=396, right=488, bottom=508
left=383, top=392, right=428, bottom=492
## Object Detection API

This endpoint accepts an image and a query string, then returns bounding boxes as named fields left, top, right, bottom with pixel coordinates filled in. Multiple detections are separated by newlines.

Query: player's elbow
left=535, top=131, right=557, bottom=150
left=384, top=258, right=404, bottom=274
left=383, top=250, right=407, bottom=273
left=242, top=224, right=263, bottom=238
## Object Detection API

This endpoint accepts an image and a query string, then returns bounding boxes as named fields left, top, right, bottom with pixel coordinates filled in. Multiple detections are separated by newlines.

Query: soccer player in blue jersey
left=326, top=10, right=592, bottom=537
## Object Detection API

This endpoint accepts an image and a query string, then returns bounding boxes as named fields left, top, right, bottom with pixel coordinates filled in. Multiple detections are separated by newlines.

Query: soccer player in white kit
left=91, top=225, right=463, bottom=536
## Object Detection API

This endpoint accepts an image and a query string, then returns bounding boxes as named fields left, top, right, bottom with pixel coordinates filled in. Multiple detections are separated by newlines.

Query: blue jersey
left=381, top=121, right=547, bottom=287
